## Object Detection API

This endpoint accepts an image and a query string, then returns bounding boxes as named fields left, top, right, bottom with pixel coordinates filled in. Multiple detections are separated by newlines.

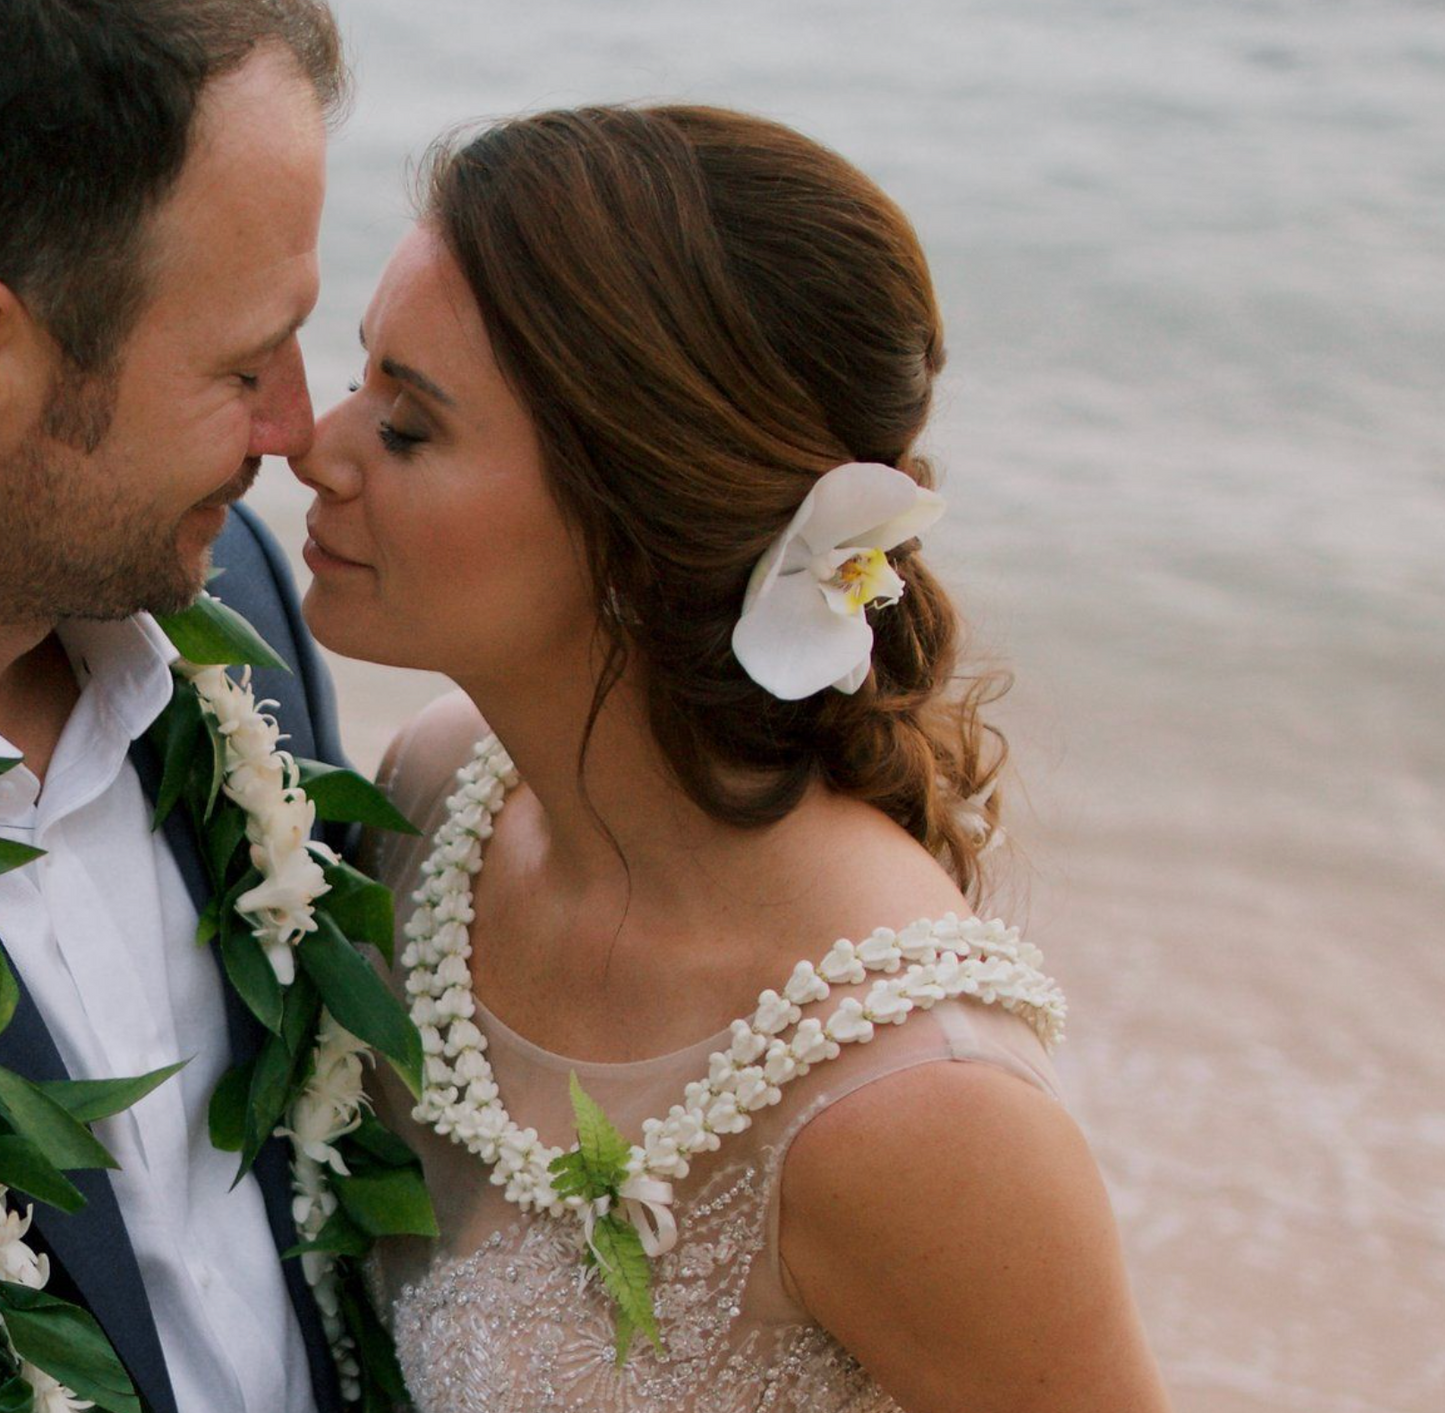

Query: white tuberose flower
left=19, top=1365, right=94, bottom=1413
left=731, top=462, right=944, bottom=700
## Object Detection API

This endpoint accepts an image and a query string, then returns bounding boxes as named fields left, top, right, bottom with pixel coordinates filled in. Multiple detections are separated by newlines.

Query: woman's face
left=290, top=224, right=596, bottom=683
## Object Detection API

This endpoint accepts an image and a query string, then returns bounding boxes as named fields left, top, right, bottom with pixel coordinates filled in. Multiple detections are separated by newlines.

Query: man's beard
left=0, top=380, right=256, bottom=625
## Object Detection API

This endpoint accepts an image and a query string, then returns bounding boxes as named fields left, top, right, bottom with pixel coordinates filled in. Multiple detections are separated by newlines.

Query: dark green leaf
left=195, top=898, right=220, bottom=950
left=345, top=1112, right=420, bottom=1171
left=204, top=805, right=249, bottom=892
left=0, top=842, right=45, bottom=879
left=148, top=680, right=203, bottom=832
left=0, top=1137, right=85, bottom=1213
left=296, top=762, right=420, bottom=835
left=0, top=756, right=22, bottom=778
left=238, top=1031, right=309, bottom=1182
left=0, top=952, right=19, bottom=1037
left=0, top=1069, right=116, bottom=1170
left=200, top=709, right=226, bottom=821
left=34, top=1061, right=186, bottom=1126
left=0, top=1282, right=142, bottom=1413
left=589, top=1214, right=662, bottom=1362
left=317, top=860, right=396, bottom=961
left=333, top=1166, right=438, bottom=1239
left=155, top=595, right=288, bottom=670
left=282, top=1205, right=370, bottom=1259
left=220, top=920, right=283, bottom=1035
left=339, top=1268, right=410, bottom=1403
left=280, top=971, right=321, bottom=1059
left=208, top=1060, right=253, bottom=1153
left=297, top=916, right=422, bottom=1098
left=0, top=1370, right=34, bottom=1413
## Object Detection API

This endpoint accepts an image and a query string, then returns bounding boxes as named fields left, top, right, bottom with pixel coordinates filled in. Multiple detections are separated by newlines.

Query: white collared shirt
left=0, top=615, right=317, bottom=1413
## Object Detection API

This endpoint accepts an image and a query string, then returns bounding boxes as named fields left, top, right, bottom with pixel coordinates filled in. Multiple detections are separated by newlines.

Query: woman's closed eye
left=378, top=420, right=426, bottom=455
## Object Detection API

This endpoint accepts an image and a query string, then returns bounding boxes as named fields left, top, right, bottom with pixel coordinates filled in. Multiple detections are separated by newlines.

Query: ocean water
left=249, top=2, right=1445, bottom=1407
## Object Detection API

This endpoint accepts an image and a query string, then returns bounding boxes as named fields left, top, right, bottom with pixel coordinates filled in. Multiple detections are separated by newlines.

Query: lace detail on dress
left=393, top=1155, right=897, bottom=1412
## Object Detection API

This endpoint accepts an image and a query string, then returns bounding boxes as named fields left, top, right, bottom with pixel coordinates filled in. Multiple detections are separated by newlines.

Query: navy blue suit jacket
left=0, top=504, right=346, bottom=1413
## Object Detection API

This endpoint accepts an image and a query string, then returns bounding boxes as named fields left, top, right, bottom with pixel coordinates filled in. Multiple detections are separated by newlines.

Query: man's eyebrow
left=358, top=321, right=457, bottom=408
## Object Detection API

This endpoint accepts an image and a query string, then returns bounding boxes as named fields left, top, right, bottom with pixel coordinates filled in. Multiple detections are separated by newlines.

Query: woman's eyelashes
left=349, top=375, right=428, bottom=455
left=378, top=420, right=426, bottom=455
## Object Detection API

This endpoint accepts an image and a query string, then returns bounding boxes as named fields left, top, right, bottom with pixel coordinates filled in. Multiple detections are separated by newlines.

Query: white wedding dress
left=367, top=713, right=1064, bottom=1412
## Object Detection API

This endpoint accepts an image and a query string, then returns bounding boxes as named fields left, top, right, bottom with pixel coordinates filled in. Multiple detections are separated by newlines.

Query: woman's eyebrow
left=358, top=321, right=457, bottom=407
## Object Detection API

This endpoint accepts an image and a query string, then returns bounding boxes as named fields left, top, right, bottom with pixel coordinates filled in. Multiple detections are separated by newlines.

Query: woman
left=291, top=105, right=1170, bottom=1412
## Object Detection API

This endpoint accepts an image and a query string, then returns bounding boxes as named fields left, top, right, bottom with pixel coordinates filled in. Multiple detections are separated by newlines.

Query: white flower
left=19, top=1364, right=94, bottom=1413
left=731, top=462, right=945, bottom=699
left=857, top=931, right=903, bottom=972
left=818, top=939, right=866, bottom=985
left=0, top=1187, right=49, bottom=1289
left=782, top=960, right=830, bottom=1006
left=727, top=1019, right=768, bottom=1064
left=751, top=989, right=799, bottom=1035
left=825, top=997, right=875, bottom=1045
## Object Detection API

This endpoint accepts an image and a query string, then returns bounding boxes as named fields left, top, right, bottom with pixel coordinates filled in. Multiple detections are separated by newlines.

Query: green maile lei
left=143, top=592, right=435, bottom=1410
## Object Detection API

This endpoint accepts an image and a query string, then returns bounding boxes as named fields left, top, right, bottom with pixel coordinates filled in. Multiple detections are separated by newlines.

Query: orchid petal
left=793, top=462, right=943, bottom=555
left=732, top=570, right=875, bottom=700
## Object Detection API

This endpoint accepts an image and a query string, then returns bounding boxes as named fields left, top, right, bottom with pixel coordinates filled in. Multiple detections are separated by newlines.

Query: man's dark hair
left=0, top=0, right=348, bottom=376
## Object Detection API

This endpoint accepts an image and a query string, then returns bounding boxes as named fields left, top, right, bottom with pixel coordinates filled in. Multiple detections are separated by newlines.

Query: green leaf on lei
left=204, top=804, right=249, bottom=893
left=0, top=756, right=22, bottom=777
left=199, top=707, right=226, bottom=821
left=588, top=1212, right=663, bottom=1364
left=296, top=915, right=422, bottom=1099
left=332, top=1166, right=438, bottom=1239
left=0, top=1370, right=34, bottom=1413
left=207, top=1059, right=253, bottom=1153
left=0, top=951, right=20, bottom=1036
left=338, top=1267, right=411, bottom=1405
left=282, top=1204, right=370, bottom=1259
left=34, top=1060, right=187, bottom=1126
left=155, top=593, right=288, bottom=671
left=149, top=678, right=204, bottom=832
left=0, top=841, right=45, bottom=880
left=237, top=1029, right=310, bottom=1183
left=0, top=1068, right=117, bottom=1171
left=569, top=1071, right=632, bottom=1192
left=0, top=1135, right=85, bottom=1213
left=346, top=1111, right=422, bottom=1169
left=0, top=1281, right=143, bottom=1413
left=220, top=917, right=284, bottom=1036
left=316, top=859, right=396, bottom=962
left=296, top=761, right=421, bottom=836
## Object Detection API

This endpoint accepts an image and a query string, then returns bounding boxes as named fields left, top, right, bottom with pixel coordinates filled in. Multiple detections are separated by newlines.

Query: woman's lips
left=303, top=522, right=370, bottom=572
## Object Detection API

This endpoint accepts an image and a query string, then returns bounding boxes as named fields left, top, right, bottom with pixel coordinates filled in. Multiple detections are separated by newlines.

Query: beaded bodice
left=367, top=705, right=1065, bottom=1412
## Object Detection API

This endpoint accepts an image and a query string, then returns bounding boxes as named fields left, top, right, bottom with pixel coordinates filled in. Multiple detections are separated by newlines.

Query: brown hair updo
left=425, top=104, right=1008, bottom=897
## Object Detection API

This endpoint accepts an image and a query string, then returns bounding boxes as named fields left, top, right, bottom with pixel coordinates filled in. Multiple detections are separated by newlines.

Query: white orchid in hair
left=731, top=462, right=945, bottom=700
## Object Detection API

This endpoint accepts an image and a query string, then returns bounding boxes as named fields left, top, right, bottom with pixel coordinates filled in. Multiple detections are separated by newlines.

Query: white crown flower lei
left=146, top=591, right=433, bottom=1409
left=404, top=733, right=1066, bottom=1363
left=731, top=461, right=946, bottom=700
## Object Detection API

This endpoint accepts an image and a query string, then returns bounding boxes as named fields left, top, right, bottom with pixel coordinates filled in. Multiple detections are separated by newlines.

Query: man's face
left=0, top=45, right=326, bottom=626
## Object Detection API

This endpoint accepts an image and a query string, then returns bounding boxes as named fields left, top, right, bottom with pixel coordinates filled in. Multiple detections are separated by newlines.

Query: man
left=0, top=3, right=350, bottom=1409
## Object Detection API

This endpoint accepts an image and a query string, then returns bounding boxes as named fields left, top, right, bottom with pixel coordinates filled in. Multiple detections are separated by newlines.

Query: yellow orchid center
left=818, top=547, right=906, bottom=615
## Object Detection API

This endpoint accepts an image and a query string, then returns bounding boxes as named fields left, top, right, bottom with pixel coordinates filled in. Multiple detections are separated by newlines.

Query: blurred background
left=248, top=2, right=1445, bottom=1408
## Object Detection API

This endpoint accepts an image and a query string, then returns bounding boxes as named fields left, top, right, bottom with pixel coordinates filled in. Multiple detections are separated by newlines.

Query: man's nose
left=248, top=337, right=315, bottom=460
